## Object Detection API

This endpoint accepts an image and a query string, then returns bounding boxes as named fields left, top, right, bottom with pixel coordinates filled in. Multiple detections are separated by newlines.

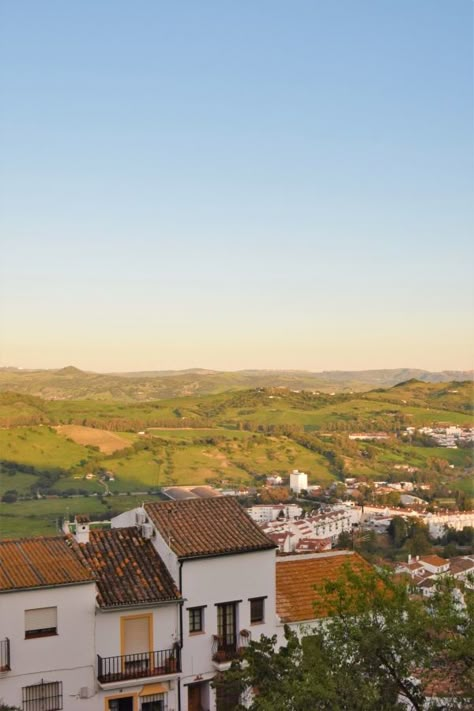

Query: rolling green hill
left=0, top=379, right=472, bottom=539
left=0, top=366, right=471, bottom=401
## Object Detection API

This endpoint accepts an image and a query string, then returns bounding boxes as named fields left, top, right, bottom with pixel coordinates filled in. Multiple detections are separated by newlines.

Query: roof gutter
left=0, top=579, right=95, bottom=595
left=177, top=544, right=276, bottom=563
left=99, top=597, right=183, bottom=612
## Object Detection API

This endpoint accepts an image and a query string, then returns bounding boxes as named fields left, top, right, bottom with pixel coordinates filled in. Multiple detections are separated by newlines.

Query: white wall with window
left=178, top=548, right=277, bottom=711
left=95, top=602, right=180, bottom=664
left=0, top=582, right=97, bottom=710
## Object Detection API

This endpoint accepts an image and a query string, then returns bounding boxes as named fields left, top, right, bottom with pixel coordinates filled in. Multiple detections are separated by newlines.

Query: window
left=22, top=680, right=63, bottom=711
left=250, top=597, right=265, bottom=624
left=188, top=606, right=204, bottom=634
left=216, top=603, right=236, bottom=647
left=141, top=693, right=167, bottom=711
left=108, top=698, right=134, bottom=711
left=25, top=607, right=57, bottom=639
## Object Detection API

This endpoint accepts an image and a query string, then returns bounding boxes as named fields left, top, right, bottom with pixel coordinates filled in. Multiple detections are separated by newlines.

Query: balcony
left=0, top=638, right=10, bottom=672
left=97, top=646, right=180, bottom=684
left=212, top=630, right=251, bottom=671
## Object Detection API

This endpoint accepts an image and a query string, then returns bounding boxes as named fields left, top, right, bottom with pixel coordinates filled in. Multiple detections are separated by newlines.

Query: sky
left=0, top=0, right=472, bottom=373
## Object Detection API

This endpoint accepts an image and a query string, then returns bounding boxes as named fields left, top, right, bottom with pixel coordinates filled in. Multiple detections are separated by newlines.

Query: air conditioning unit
left=79, top=687, right=90, bottom=699
left=136, top=510, right=146, bottom=525
left=141, top=523, right=153, bottom=539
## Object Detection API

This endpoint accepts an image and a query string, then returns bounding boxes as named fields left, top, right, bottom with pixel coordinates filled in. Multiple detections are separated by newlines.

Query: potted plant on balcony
left=165, top=655, right=177, bottom=673
left=213, top=649, right=228, bottom=664
left=165, top=643, right=180, bottom=673
left=238, top=629, right=251, bottom=656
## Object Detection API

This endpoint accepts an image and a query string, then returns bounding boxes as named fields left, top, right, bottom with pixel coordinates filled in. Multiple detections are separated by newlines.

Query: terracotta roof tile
left=294, top=538, right=332, bottom=553
left=449, top=557, right=474, bottom=575
left=75, top=527, right=180, bottom=608
left=419, top=555, right=448, bottom=567
left=0, top=536, right=93, bottom=592
left=145, top=498, right=276, bottom=560
left=276, top=552, right=371, bottom=622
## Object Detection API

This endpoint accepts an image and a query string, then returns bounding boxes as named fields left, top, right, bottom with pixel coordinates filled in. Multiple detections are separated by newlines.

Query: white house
left=260, top=508, right=353, bottom=552
left=289, top=470, right=308, bottom=494
left=112, top=497, right=278, bottom=711
left=0, top=518, right=185, bottom=711
left=246, top=503, right=302, bottom=523
left=0, top=535, right=97, bottom=711
left=74, top=521, right=183, bottom=711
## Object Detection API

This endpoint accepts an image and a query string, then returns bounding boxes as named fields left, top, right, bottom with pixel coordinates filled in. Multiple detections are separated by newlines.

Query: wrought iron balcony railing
left=0, top=638, right=10, bottom=671
left=212, top=630, right=251, bottom=663
left=97, top=646, right=180, bottom=683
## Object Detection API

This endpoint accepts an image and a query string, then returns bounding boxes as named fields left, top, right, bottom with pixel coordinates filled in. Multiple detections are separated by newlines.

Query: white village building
left=289, top=469, right=308, bottom=494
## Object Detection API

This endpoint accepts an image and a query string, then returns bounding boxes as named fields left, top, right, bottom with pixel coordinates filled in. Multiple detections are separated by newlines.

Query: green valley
left=0, top=379, right=472, bottom=538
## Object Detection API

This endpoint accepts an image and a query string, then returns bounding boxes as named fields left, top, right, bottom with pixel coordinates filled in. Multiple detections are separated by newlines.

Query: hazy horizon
left=1, top=363, right=472, bottom=376
left=1, top=1, right=472, bottom=372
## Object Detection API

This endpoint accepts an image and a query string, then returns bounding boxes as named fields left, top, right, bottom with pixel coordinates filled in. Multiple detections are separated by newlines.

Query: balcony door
left=217, top=602, right=236, bottom=652
left=122, top=614, right=151, bottom=676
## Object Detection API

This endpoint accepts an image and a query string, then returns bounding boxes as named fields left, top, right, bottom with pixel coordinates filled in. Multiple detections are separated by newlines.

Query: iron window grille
left=141, top=693, right=167, bottom=711
left=22, top=680, right=63, bottom=711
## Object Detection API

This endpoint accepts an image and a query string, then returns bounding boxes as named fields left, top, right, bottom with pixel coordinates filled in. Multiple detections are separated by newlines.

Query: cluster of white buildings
left=406, top=425, right=474, bottom=448
left=396, top=554, right=474, bottom=597
left=246, top=503, right=303, bottom=524
left=253, top=505, right=357, bottom=554
left=0, top=497, right=366, bottom=711
left=359, top=505, right=474, bottom=539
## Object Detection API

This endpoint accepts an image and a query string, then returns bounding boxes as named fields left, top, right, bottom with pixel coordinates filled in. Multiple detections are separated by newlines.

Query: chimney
left=74, top=515, right=90, bottom=544
left=408, top=554, right=412, bottom=564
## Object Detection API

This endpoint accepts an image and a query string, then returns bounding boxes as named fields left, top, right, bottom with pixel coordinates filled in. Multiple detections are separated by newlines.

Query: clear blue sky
left=1, top=0, right=472, bottom=372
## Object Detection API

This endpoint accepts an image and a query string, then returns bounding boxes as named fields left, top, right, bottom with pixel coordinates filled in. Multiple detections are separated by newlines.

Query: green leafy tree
left=405, top=520, right=431, bottom=556
left=336, top=530, right=352, bottom=549
left=387, top=516, right=408, bottom=548
left=214, top=565, right=473, bottom=710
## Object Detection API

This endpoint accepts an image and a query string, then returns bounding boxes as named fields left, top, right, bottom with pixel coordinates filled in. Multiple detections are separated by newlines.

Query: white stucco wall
left=0, top=582, right=97, bottom=710
left=95, top=603, right=180, bottom=660
left=111, top=507, right=143, bottom=529
left=179, top=548, right=277, bottom=710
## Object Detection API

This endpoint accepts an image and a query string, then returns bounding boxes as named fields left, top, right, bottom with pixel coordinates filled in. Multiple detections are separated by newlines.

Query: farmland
left=0, top=379, right=471, bottom=538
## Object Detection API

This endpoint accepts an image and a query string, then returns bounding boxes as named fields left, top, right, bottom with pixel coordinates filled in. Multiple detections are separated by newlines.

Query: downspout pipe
left=178, top=560, right=184, bottom=711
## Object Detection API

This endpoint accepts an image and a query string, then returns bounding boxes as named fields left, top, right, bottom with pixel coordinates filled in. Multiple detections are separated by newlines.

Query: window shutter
left=123, top=616, right=150, bottom=655
left=25, top=607, right=57, bottom=632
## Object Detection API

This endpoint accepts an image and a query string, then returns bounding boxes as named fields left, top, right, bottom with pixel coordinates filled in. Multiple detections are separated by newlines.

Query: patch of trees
left=1, top=490, right=18, bottom=503
left=0, top=459, right=66, bottom=495
left=387, top=517, right=432, bottom=556
left=214, top=565, right=473, bottom=710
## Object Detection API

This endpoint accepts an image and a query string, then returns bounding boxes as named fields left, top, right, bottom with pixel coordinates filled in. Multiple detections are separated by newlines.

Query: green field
left=0, top=426, right=92, bottom=469
left=0, top=494, right=160, bottom=539
left=0, top=380, right=471, bottom=538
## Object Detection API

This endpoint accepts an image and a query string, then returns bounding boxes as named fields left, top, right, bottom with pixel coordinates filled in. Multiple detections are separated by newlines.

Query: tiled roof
left=419, top=555, right=448, bottom=567
left=449, top=557, right=474, bottom=575
left=144, top=498, right=276, bottom=560
left=294, top=538, right=332, bottom=553
left=0, top=536, right=94, bottom=592
left=276, top=552, right=371, bottom=622
left=75, top=527, right=180, bottom=608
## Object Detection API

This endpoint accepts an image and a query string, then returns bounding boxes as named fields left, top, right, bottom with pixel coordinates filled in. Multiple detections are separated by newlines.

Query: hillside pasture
left=0, top=426, right=91, bottom=469
left=55, top=424, right=134, bottom=453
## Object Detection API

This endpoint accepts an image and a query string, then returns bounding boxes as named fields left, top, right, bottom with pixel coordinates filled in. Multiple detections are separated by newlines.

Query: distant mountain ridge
left=0, top=366, right=471, bottom=401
